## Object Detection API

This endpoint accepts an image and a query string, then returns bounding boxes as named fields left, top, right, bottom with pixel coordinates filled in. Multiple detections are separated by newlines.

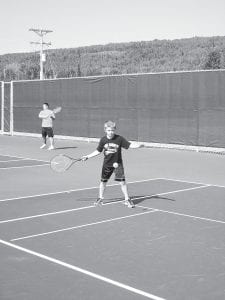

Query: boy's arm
left=82, top=150, right=101, bottom=161
left=82, top=137, right=104, bottom=161
left=121, top=136, right=144, bottom=150
left=129, top=142, right=144, bottom=149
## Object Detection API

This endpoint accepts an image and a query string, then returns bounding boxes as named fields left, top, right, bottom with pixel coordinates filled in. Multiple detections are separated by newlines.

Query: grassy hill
left=0, top=36, right=225, bottom=81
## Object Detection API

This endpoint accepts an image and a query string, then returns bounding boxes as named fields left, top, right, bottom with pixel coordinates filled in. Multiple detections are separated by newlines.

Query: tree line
left=0, top=36, right=225, bottom=81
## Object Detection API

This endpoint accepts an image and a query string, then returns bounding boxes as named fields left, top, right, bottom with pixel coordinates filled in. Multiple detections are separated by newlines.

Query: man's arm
left=50, top=111, right=55, bottom=120
left=38, top=111, right=46, bottom=119
left=39, top=111, right=51, bottom=119
left=39, top=110, right=55, bottom=119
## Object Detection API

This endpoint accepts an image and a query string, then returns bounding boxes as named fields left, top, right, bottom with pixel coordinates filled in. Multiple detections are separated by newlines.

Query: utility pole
left=29, top=28, right=52, bottom=80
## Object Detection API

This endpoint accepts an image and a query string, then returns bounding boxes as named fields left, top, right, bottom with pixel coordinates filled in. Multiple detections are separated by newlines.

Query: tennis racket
left=50, top=154, right=81, bottom=172
left=53, top=106, right=62, bottom=114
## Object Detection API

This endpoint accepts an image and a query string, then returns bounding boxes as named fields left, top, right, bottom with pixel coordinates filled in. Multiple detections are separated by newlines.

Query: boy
left=38, top=103, right=55, bottom=150
left=82, top=120, right=143, bottom=208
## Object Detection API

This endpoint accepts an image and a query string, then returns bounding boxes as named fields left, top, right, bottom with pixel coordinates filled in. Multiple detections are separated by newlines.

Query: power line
left=29, top=28, right=53, bottom=80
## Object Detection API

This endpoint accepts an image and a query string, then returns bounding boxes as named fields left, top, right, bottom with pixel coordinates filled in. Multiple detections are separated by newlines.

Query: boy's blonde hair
left=104, top=120, right=116, bottom=130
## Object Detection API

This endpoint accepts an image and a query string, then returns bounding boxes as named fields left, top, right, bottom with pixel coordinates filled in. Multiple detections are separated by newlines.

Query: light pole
left=29, top=28, right=52, bottom=80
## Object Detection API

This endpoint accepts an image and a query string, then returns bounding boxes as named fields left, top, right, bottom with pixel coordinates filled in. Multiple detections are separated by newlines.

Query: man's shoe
left=48, top=145, right=55, bottom=150
left=124, top=198, right=135, bottom=208
left=94, top=198, right=103, bottom=206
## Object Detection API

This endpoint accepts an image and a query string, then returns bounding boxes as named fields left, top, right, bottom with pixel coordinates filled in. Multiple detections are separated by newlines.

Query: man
left=38, top=103, right=55, bottom=150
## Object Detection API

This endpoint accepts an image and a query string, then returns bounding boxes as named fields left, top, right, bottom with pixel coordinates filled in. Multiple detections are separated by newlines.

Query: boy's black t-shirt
left=97, top=134, right=130, bottom=167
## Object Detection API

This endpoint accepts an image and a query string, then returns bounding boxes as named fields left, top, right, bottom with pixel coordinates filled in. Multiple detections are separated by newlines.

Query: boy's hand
left=81, top=150, right=100, bottom=161
left=129, top=142, right=145, bottom=149
left=81, top=156, right=88, bottom=161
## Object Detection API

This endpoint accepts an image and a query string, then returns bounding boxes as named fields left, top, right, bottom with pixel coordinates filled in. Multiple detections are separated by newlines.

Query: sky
left=1, top=0, right=225, bottom=55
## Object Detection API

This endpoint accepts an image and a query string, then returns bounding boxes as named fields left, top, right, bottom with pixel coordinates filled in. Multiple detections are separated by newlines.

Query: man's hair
left=43, top=102, right=49, bottom=108
left=104, top=120, right=116, bottom=129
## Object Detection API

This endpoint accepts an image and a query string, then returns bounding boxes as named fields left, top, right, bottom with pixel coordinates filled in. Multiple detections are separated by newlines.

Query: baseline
left=0, top=239, right=166, bottom=300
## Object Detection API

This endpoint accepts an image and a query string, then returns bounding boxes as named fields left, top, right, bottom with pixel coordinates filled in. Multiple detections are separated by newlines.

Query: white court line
left=0, top=239, right=165, bottom=300
left=136, top=205, right=225, bottom=224
left=159, top=177, right=225, bottom=189
left=0, top=163, right=49, bottom=170
left=0, top=184, right=208, bottom=224
left=0, top=178, right=161, bottom=202
left=11, top=210, right=157, bottom=242
left=0, top=205, right=96, bottom=224
left=0, top=158, right=28, bottom=163
left=0, top=153, right=49, bottom=163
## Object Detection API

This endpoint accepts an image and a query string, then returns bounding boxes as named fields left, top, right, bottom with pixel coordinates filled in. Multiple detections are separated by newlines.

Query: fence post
left=10, top=81, right=13, bottom=135
left=1, top=82, right=4, bottom=133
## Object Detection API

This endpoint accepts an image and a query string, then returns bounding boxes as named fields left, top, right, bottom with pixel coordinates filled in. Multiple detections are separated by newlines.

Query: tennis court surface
left=0, top=135, right=225, bottom=300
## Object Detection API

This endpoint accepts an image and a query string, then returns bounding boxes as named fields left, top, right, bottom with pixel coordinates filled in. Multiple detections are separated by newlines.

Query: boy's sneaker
left=48, top=145, right=55, bottom=150
left=40, top=144, right=47, bottom=149
left=94, top=198, right=103, bottom=206
left=124, top=198, right=135, bottom=208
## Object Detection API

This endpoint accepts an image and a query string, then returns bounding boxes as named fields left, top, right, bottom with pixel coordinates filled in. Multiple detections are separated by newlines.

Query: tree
left=26, top=64, right=39, bottom=79
left=77, top=63, right=82, bottom=77
left=204, top=50, right=221, bottom=69
left=77, top=49, right=82, bottom=77
left=1, top=36, right=225, bottom=80
left=4, top=63, right=21, bottom=80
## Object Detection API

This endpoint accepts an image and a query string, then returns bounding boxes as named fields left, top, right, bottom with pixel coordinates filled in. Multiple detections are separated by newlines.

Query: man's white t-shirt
left=39, top=109, right=55, bottom=127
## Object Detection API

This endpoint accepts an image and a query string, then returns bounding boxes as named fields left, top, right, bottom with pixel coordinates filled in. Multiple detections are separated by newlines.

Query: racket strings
left=51, top=155, right=72, bottom=172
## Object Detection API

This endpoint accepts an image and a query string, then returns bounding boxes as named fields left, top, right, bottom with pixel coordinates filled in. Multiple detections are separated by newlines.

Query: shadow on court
left=132, top=195, right=175, bottom=205
left=75, top=195, right=175, bottom=205
left=54, top=146, right=77, bottom=150
left=76, top=195, right=175, bottom=205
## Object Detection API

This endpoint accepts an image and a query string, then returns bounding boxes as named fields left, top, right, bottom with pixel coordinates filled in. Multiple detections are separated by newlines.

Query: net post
left=1, top=81, right=4, bottom=133
left=10, top=81, right=14, bottom=136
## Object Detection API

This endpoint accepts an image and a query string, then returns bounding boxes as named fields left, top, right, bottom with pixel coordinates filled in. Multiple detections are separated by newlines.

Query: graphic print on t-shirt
left=104, top=143, right=119, bottom=155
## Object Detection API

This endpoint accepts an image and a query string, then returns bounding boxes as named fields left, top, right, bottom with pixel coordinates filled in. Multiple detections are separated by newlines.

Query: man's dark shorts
left=101, top=163, right=125, bottom=182
left=42, top=127, right=54, bottom=138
